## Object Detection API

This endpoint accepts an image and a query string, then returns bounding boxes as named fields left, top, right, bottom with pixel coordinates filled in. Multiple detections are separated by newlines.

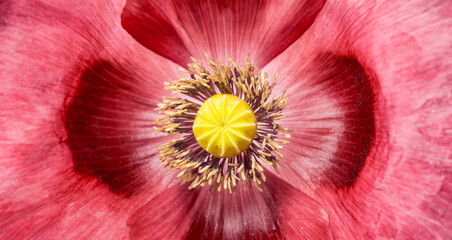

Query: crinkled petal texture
left=264, top=0, right=452, bottom=239
left=121, top=0, right=326, bottom=66
left=0, top=0, right=181, bottom=239
left=1, top=0, right=451, bottom=240
left=0, top=0, right=331, bottom=239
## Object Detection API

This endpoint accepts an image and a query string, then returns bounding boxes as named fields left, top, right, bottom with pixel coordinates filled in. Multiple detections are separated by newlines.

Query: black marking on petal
left=317, top=53, right=377, bottom=188
left=64, top=60, right=155, bottom=196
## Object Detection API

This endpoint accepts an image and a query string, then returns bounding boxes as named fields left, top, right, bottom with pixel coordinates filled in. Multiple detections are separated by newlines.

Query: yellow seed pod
left=193, top=94, right=257, bottom=158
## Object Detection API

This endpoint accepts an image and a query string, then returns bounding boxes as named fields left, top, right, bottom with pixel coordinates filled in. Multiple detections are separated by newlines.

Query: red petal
left=128, top=172, right=333, bottom=240
left=121, top=0, right=326, bottom=67
left=0, top=0, right=179, bottom=238
left=264, top=0, right=452, bottom=238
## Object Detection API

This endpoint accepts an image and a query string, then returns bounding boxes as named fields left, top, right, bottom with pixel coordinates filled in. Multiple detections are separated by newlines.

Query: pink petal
left=128, top=172, right=333, bottom=239
left=121, top=0, right=326, bottom=66
left=64, top=58, right=176, bottom=196
left=264, top=0, right=452, bottom=238
left=121, top=0, right=192, bottom=67
left=0, top=0, right=180, bottom=238
left=268, top=53, right=377, bottom=191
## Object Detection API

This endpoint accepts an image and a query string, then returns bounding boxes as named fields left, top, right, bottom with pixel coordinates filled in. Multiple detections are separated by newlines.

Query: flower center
left=155, top=56, right=290, bottom=193
left=193, top=94, right=257, bottom=158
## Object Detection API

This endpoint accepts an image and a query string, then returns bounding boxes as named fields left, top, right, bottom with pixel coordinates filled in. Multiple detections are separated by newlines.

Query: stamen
left=155, top=56, right=290, bottom=194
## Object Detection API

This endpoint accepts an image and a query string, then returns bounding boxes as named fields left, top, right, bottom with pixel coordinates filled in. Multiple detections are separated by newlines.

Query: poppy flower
left=1, top=0, right=451, bottom=239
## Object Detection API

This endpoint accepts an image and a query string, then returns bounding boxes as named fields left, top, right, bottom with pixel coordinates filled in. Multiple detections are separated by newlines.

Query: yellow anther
left=193, top=94, right=257, bottom=158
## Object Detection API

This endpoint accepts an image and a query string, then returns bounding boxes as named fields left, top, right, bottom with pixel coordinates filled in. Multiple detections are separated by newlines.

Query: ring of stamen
left=155, top=56, right=290, bottom=194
